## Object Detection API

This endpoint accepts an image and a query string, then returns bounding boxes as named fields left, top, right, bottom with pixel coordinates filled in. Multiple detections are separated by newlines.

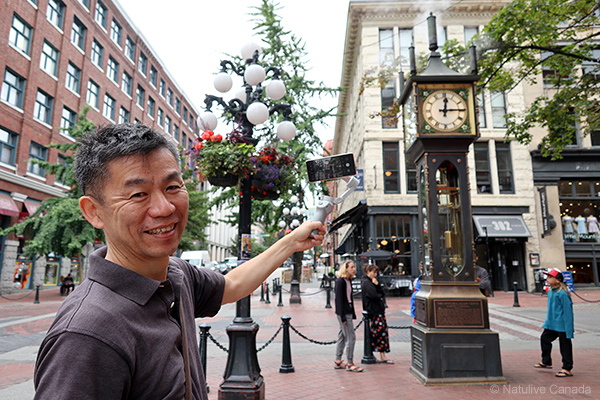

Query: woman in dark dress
left=361, top=264, right=393, bottom=364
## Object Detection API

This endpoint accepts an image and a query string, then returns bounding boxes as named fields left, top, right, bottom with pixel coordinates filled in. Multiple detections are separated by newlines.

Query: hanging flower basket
left=186, top=129, right=254, bottom=186
left=251, top=145, right=295, bottom=200
left=208, top=171, right=239, bottom=187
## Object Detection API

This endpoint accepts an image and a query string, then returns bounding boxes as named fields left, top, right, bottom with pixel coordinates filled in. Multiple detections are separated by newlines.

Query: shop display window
left=559, top=180, right=600, bottom=242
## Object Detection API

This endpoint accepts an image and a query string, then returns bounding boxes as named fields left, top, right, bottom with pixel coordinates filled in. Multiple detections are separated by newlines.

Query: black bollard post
left=277, top=282, right=284, bottom=307
left=279, top=315, right=294, bottom=373
left=513, top=281, right=521, bottom=307
left=33, top=285, right=40, bottom=304
left=361, top=311, right=377, bottom=364
left=198, top=323, right=211, bottom=393
left=325, top=282, right=331, bottom=308
left=265, top=283, right=271, bottom=304
left=260, top=283, right=265, bottom=302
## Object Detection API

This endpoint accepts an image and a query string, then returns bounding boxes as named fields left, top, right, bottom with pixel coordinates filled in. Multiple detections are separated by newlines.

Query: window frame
left=138, top=52, right=147, bottom=76
left=60, top=106, right=77, bottom=130
left=125, top=36, right=136, bottom=62
left=491, top=91, right=507, bottom=129
left=10, top=14, right=33, bottom=56
left=86, top=79, right=100, bottom=109
left=121, top=71, right=133, bottom=96
left=1, top=69, right=26, bottom=110
left=65, top=62, right=82, bottom=94
left=46, top=0, right=66, bottom=30
left=91, top=39, right=104, bottom=68
left=40, top=41, right=60, bottom=77
left=103, top=93, right=116, bottom=121
left=94, top=0, right=107, bottom=29
left=71, top=17, right=87, bottom=51
left=0, top=127, right=18, bottom=166
left=495, top=142, right=514, bottom=194
left=34, top=89, right=54, bottom=125
left=110, top=18, right=122, bottom=47
left=382, top=142, right=400, bottom=194
left=149, top=66, right=157, bottom=87
left=119, top=106, right=130, bottom=123
left=147, top=96, right=155, bottom=118
left=474, top=142, right=492, bottom=194
left=136, top=85, right=145, bottom=108
left=28, top=141, right=47, bottom=177
left=107, top=56, right=119, bottom=83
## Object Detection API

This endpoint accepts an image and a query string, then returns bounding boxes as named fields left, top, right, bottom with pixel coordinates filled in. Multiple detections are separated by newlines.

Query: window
left=0, top=128, right=18, bottom=166
left=165, top=116, right=172, bottom=134
left=159, top=78, right=165, bottom=96
left=86, top=79, right=99, bottom=108
left=136, top=85, right=145, bottom=108
left=491, top=92, right=507, bottom=128
left=65, top=62, right=81, bottom=94
left=382, top=142, right=400, bottom=193
left=464, top=26, right=479, bottom=45
left=2, top=69, right=26, bottom=109
left=591, top=130, right=600, bottom=147
left=147, top=96, right=155, bottom=118
left=125, top=36, right=135, bottom=62
left=34, top=89, right=54, bottom=125
left=175, top=97, right=181, bottom=115
left=496, top=142, right=514, bottom=194
left=119, top=106, right=130, bottom=123
left=381, top=81, right=397, bottom=129
left=95, top=1, right=107, bottom=29
left=78, top=0, right=89, bottom=9
left=10, top=14, right=32, bottom=55
left=474, top=142, right=492, bottom=194
left=173, top=124, right=179, bottom=142
left=121, top=71, right=132, bottom=96
left=549, top=108, right=579, bottom=147
left=477, top=92, right=486, bottom=128
left=60, top=107, right=76, bottom=130
left=28, top=142, right=47, bottom=177
left=56, top=154, right=68, bottom=185
left=149, top=66, right=157, bottom=87
left=157, top=107, right=164, bottom=126
left=138, top=52, right=147, bottom=75
left=379, top=29, right=394, bottom=66
left=398, top=28, right=413, bottom=68
left=167, top=88, right=174, bottom=107
left=40, top=41, right=59, bottom=77
left=582, top=48, right=600, bottom=81
left=183, top=107, right=188, bottom=124
left=438, top=26, right=448, bottom=56
left=47, top=0, right=65, bottom=30
left=71, top=17, right=87, bottom=51
left=103, top=94, right=115, bottom=121
left=91, top=39, right=104, bottom=68
left=190, top=115, right=195, bottom=130
left=182, top=133, right=187, bottom=149
left=110, top=19, right=122, bottom=47
left=107, top=56, right=119, bottom=83
left=405, top=152, right=417, bottom=193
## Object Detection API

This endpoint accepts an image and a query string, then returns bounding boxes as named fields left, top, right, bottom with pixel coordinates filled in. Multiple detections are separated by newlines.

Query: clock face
left=423, top=90, right=468, bottom=132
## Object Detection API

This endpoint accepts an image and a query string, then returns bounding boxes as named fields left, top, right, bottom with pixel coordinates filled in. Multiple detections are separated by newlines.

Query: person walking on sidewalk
left=534, top=268, right=574, bottom=378
left=334, top=260, right=363, bottom=372
left=33, top=123, right=325, bottom=400
left=361, top=264, right=393, bottom=364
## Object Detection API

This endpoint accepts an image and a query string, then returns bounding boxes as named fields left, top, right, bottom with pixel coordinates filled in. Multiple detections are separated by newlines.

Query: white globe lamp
left=278, top=220, right=287, bottom=229
left=199, top=111, right=218, bottom=131
left=276, top=121, right=296, bottom=141
left=291, top=219, right=300, bottom=228
left=234, top=87, right=247, bottom=104
left=282, top=207, right=290, bottom=216
left=244, top=64, right=266, bottom=86
left=241, top=41, right=262, bottom=61
left=290, top=195, right=299, bottom=204
left=266, top=80, right=286, bottom=100
left=246, top=102, right=269, bottom=125
left=213, top=72, right=233, bottom=93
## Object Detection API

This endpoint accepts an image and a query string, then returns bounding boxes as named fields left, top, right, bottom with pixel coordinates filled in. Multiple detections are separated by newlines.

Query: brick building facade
left=0, top=0, right=199, bottom=290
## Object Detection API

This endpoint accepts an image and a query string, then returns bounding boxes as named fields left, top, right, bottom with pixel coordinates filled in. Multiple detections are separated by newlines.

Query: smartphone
left=306, top=153, right=356, bottom=182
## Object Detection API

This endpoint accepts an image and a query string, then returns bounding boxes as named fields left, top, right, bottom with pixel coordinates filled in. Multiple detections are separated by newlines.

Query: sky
left=116, top=0, right=352, bottom=144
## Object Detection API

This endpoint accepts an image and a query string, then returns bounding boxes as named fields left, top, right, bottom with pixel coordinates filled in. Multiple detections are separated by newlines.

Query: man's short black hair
left=74, top=123, right=180, bottom=200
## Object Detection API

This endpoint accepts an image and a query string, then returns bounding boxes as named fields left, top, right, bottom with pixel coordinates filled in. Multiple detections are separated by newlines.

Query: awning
left=473, top=215, right=532, bottom=238
left=329, top=200, right=367, bottom=233
left=0, top=193, right=19, bottom=217
left=23, top=200, right=41, bottom=215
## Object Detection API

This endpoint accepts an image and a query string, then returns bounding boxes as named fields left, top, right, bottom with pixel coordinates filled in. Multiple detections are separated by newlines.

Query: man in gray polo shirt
left=33, top=124, right=325, bottom=400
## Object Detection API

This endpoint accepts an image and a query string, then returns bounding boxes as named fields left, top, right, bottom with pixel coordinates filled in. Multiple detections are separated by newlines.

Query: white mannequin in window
left=562, top=215, right=575, bottom=243
left=575, top=215, right=587, bottom=236
left=587, top=214, right=599, bottom=240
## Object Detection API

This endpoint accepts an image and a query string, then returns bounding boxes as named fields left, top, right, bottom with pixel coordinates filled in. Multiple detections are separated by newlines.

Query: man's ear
left=79, top=196, right=105, bottom=229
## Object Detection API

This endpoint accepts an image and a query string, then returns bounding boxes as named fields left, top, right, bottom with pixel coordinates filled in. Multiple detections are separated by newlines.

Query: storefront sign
left=562, top=271, right=574, bottom=292
left=473, top=215, right=532, bottom=238
left=538, top=186, right=551, bottom=237
left=356, top=169, right=364, bottom=191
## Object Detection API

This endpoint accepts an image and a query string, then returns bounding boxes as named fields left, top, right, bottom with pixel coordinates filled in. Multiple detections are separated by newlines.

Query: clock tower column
left=399, top=13, right=506, bottom=386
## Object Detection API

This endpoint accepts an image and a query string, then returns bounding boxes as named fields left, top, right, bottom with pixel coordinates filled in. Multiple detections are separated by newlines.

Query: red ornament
left=215, top=134, right=223, bottom=142
left=195, top=142, right=202, bottom=150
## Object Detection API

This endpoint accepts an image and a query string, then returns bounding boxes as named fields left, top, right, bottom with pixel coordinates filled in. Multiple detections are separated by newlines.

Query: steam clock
left=400, top=14, right=506, bottom=385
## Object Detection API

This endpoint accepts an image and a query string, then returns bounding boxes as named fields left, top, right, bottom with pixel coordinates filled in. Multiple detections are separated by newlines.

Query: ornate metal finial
left=427, top=12, right=438, bottom=53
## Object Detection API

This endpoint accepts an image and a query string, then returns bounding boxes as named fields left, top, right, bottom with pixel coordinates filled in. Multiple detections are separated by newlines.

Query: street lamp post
left=201, top=41, right=297, bottom=400
left=278, top=195, right=306, bottom=304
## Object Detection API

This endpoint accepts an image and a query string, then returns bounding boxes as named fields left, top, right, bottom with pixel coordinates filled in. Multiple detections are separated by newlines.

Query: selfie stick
left=311, top=175, right=360, bottom=237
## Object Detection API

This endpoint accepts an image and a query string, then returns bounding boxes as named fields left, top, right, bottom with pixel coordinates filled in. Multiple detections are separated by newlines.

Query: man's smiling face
left=90, top=147, right=189, bottom=274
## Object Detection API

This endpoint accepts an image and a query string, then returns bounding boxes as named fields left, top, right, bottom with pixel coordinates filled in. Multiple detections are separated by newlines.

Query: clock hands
left=439, top=98, right=465, bottom=117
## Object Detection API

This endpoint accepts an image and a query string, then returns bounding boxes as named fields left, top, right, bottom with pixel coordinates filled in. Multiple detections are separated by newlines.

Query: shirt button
left=170, top=302, right=175, bottom=308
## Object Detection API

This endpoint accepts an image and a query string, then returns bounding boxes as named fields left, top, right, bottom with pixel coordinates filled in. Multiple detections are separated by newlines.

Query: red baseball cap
left=543, top=269, right=564, bottom=280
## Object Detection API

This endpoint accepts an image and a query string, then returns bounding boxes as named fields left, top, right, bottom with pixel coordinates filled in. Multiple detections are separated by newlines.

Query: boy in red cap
left=534, top=269, right=574, bottom=377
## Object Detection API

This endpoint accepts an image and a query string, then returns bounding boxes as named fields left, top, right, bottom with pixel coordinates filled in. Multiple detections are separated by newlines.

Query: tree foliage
left=1, top=107, right=212, bottom=257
